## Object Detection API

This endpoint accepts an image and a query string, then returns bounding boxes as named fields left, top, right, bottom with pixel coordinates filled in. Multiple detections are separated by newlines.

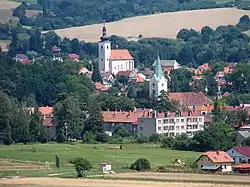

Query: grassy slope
left=0, top=143, right=199, bottom=168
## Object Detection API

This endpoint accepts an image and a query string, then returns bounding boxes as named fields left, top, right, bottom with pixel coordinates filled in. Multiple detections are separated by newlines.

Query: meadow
left=0, top=143, right=199, bottom=177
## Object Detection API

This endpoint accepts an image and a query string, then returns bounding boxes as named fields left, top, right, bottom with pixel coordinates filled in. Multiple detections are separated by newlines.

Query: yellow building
left=196, top=151, right=234, bottom=172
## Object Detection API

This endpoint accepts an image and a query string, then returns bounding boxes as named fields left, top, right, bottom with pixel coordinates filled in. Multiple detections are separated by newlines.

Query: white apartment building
left=138, top=111, right=204, bottom=138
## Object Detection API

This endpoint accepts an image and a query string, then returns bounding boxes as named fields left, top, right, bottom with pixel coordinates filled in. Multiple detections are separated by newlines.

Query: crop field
left=0, top=0, right=20, bottom=23
left=51, top=8, right=250, bottom=42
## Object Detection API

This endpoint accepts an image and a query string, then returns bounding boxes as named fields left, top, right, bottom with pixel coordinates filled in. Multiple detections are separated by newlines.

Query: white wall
left=149, top=75, right=168, bottom=98
left=99, top=41, right=111, bottom=72
left=110, top=60, right=134, bottom=75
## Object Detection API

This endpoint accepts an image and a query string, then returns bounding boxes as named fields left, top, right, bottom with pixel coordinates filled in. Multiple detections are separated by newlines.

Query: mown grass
left=0, top=143, right=199, bottom=176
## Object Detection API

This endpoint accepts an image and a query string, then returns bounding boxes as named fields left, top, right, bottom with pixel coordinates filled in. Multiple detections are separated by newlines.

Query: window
left=232, top=150, right=234, bottom=153
left=239, top=158, right=242, bottom=163
left=199, top=118, right=202, bottom=122
left=176, top=119, right=180, bottom=123
left=170, top=126, right=174, bottom=130
left=176, top=133, right=179, bottom=136
left=181, top=119, right=184, bottom=123
left=181, top=126, right=184, bottom=130
left=152, top=83, right=155, bottom=87
left=163, top=119, right=168, bottom=124
left=201, top=158, right=203, bottom=161
left=101, top=58, right=103, bottom=61
left=176, top=126, right=179, bottom=130
left=162, top=83, right=164, bottom=87
left=107, top=46, right=109, bottom=49
left=201, top=165, right=203, bottom=168
left=224, top=165, right=227, bottom=169
left=158, top=120, right=162, bottom=124
left=101, top=46, right=103, bottom=49
left=164, top=126, right=168, bottom=130
left=152, top=90, right=156, bottom=95
left=158, top=126, right=162, bottom=131
left=193, top=118, right=197, bottom=122
left=170, top=119, right=174, bottom=123
left=193, top=125, right=198, bottom=129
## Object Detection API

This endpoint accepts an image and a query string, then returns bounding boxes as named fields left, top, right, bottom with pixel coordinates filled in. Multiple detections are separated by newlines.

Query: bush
left=136, top=135, right=149, bottom=143
left=130, top=158, right=151, bottom=171
left=72, top=157, right=92, bottom=177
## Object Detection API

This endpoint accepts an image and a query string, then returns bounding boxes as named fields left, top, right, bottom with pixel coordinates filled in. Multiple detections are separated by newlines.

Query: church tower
left=98, top=21, right=111, bottom=73
left=149, top=55, right=168, bottom=98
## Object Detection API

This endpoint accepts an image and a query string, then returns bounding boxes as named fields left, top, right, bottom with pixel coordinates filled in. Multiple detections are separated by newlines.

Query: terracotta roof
left=233, top=164, right=250, bottom=169
left=232, top=146, right=250, bottom=157
left=198, top=63, right=210, bottom=71
left=168, top=92, right=213, bottom=107
left=39, top=106, right=53, bottom=115
left=69, top=53, right=80, bottom=60
left=95, top=82, right=108, bottom=92
left=117, top=70, right=132, bottom=77
left=199, top=151, right=233, bottom=163
left=43, top=117, right=53, bottom=127
left=103, top=110, right=202, bottom=124
left=20, top=59, right=31, bottom=64
left=110, top=50, right=133, bottom=60
left=52, top=45, right=61, bottom=52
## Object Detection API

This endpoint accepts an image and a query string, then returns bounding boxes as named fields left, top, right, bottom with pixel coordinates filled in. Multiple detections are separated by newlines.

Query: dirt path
left=109, top=172, right=250, bottom=183
left=0, top=177, right=249, bottom=187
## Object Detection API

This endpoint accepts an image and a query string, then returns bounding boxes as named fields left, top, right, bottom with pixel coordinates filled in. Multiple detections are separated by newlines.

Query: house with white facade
left=98, top=22, right=134, bottom=75
left=149, top=55, right=168, bottom=98
left=137, top=111, right=204, bottom=138
left=227, top=146, right=250, bottom=164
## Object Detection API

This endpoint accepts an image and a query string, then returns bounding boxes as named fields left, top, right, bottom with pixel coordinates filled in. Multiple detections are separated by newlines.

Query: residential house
left=152, top=59, right=180, bottom=73
left=139, top=70, right=154, bottom=81
left=233, top=164, right=250, bottom=173
left=52, top=45, right=63, bottom=62
left=198, top=63, right=210, bottom=74
left=215, top=67, right=233, bottom=86
left=117, top=70, right=132, bottom=77
left=78, top=67, right=91, bottom=75
left=15, top=54, right=31, bottom=64
left=69, top=53, right=80, bottom=62
left=236, top=130, right=250, bottom=145
left=138, top=111, right=204, bottom=138
left=102, top=109, right=152, bottom=135
left=129, top=72, right=146, bottom=83
left=196, top=151, right=234, bottom=172
left=227, top=146, right=250, bottom=164
left=25, top=106, right=55, bottom=140
left=95, top=82, right=108, bottom=93
left=100, top=72, right=115, bottom=88
left=168, top=92, right=214, bottom=114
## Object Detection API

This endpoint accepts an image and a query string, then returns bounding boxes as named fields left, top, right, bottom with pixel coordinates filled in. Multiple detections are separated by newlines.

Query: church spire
left=100, top=20, right=109, bottom=41
left=154, top=54, right=163, bottom=80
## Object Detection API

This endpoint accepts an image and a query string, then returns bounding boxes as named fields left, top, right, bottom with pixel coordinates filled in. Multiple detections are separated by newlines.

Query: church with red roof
left=98, top=22, right=134, bottom=75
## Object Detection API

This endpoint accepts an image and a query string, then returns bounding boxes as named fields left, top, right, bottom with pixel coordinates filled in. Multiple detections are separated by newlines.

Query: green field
left=0, top=143, right=199, bottom=174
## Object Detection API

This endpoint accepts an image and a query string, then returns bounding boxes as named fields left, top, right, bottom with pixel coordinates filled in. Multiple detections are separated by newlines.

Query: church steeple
left=100, top=20, right=109, bottom=41
left=154, top=55, right=163, bottom=81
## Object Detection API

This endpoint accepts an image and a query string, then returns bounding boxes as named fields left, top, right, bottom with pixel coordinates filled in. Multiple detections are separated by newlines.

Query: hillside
left=51, top=8, right=250, bottom=42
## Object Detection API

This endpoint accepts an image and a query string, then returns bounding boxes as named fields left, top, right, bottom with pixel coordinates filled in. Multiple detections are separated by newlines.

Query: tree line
left=13, top=0, right=233, bottom=30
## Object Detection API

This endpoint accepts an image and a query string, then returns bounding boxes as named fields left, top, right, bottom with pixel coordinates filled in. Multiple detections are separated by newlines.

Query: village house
left=196, top=151, right=234, bottom=173
left=227, top=146, right=250, bottom=164
left=102, top=109, right=152, bottom=136
left=168, top=92, right=214, bottom=114
left=15, top=54, right=31, bottom=64
left=137, top=111, right=204, bottom=138
left=197, top=63, right=210, bottom=74
left=98, top=22, right=134, bottom=75
left=52, top=45, right=63, bottom=62
left=95, top=82, right=108, bottom=93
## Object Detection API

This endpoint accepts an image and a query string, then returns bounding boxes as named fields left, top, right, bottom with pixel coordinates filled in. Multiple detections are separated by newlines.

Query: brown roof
left=95, top=82, right=108, bottom=92
left=198, top=151, right=233, bottom=163
left=110, top=50, right=133, bottom=60
left=168, top=92, right=213, bottom=107
left=117, top=70, right=132, bottom=77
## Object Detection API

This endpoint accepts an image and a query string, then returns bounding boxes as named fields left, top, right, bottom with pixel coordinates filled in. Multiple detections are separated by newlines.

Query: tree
left=29, top=107, right=48, bottom=143
left=130, top=158, right=151, bottom=171
left=91, top=62, right=102, bottom=83
left=153, top=91, right=180, bottom=112
left=72, top=157, right=92, bottom=177
left=54, top=96, right=85, bottom=142
left=127, top=85, right=137, bottom=99
left=84, top=101, right=104, bottom=135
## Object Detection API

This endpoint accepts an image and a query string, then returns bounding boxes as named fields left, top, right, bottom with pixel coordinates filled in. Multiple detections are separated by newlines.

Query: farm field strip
left=50, top=8, right=250, bottom=42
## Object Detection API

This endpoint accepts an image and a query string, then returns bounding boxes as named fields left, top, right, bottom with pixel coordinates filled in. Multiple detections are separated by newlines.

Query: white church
left=98, top=23, right=134, bottom=75
left=149, top=55, right=168, bottom=97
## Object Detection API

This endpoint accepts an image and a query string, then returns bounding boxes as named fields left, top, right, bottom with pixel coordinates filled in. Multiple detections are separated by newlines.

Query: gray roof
left=237, top=131, right=250, bottom=139
left=152, top=60, right=178, bottom=67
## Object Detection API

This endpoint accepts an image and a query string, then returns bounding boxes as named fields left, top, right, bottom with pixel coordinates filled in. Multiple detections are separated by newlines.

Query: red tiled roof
left=20, top=59, right=31, bottom=64
left=110, top=50, right=133, bottom=60
left=233, top=164, right=250, bottom=169
left=69, top=53, right=80, bottom=60
left=52, top=45, right=61, bottom=52
left=168, top=92, right=213, bottom=107
left=117, top=70, right=132, bottom=77
left=39, top=107, right=53, bottom=115
left=232, top=146, right=250, bottom=157
left=200, top=151, right=233, bottom=163
left=198, top=63, right=210, bottom=71
left=95, top=82, right=108, bottom=92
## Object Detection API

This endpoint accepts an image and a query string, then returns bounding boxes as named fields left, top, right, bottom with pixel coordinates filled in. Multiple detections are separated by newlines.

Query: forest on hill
left=14, top=0, right=234, bottom=30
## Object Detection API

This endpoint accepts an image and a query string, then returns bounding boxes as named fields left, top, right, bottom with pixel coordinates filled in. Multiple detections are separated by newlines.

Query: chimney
left=165, top=112, right=168, bottom=117
left=129, top=110, right=131, bottom=116
left=134, top=107, right=137, bottom=112
left=188, top=110, right=192, bottom=116
left=216, top=150, right=219, bottom=155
